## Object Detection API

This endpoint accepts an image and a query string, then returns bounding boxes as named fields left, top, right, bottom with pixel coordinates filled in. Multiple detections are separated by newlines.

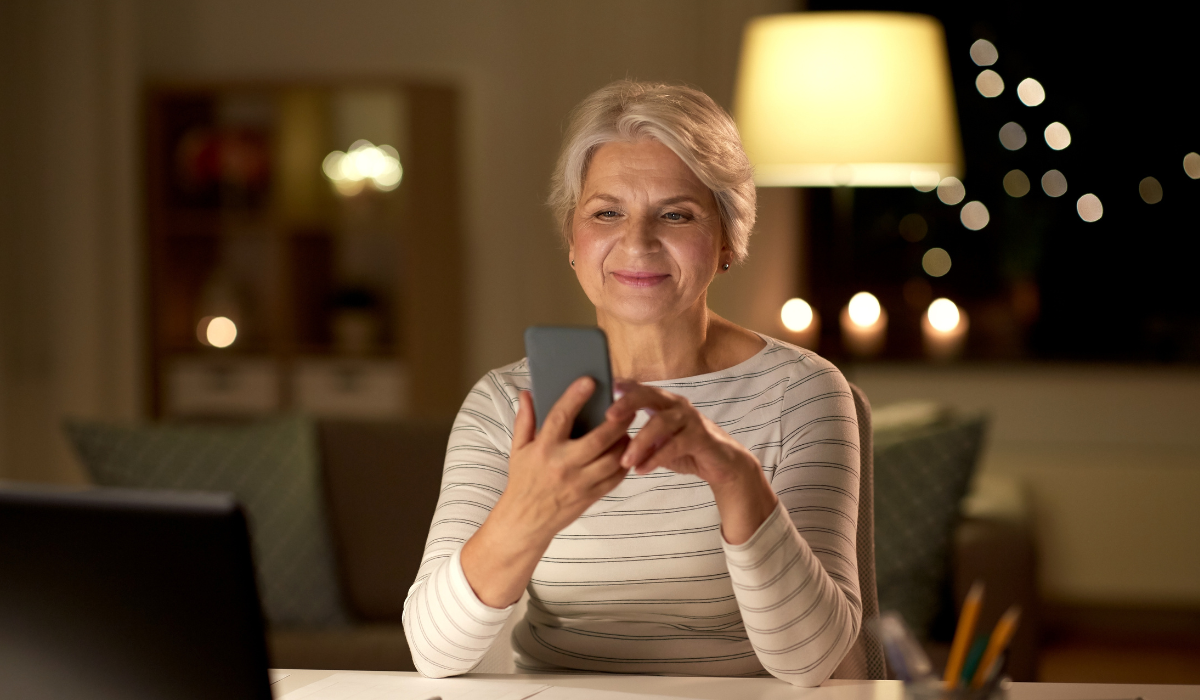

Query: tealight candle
left=922, top=298, right=968, bottom=361
left=840, top=292, right=887, bottom=358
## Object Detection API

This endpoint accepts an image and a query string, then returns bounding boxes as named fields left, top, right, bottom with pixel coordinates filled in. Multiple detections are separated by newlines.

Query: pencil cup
left=904, top=678, right=1010, bottom=700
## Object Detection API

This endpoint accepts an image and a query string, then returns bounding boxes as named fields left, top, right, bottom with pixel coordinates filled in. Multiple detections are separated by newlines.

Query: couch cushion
left=317, top=419, right=452, bottom=621
left=873, top=414, right=987, bottom=637
left=65, top=415, right=348, bottom=627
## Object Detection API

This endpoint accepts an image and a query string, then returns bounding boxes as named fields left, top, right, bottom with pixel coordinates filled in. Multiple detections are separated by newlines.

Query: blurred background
left=0, top=0, right=1196, bottom=683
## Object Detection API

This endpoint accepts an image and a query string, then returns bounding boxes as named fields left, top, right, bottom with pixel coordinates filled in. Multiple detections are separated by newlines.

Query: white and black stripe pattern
left=402, top=336, right=861, bottom=686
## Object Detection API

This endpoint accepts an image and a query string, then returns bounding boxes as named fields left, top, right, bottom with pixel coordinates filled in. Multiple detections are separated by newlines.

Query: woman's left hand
left=606, top=380, right=757, bottom=484
left=607, top=380, right=779, bottom=544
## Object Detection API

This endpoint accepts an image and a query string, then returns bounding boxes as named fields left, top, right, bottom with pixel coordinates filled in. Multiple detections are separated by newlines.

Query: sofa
left=265, top=417, right=1039, bottom=680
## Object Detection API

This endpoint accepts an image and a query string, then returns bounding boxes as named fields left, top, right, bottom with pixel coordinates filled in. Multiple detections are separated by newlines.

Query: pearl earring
left=570, top=260, right=575, bottom=268
left=722, top=263, right=730, bottom=271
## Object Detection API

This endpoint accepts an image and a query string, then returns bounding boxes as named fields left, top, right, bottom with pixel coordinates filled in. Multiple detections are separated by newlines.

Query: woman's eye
left=596, top=210, right=619, bottom=219
left=663, top=211, right=686, bottom=221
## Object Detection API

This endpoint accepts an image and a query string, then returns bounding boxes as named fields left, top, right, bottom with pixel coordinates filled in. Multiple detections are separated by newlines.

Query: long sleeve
left=402, top=369, right=523, bottom=677
left=722, top=363, right=862, bottom=686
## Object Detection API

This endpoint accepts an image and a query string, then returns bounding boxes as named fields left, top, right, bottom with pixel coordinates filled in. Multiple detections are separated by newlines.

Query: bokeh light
left=999, top=122, right=1026, bottom=150
left=1003, top=170, right=1030, bottom=197
left=937, top=177, right=965, bottom=205
left=960, top=201, right=990, bottom=230
left=780, top=298, right=814, bottom=332
left=1139, top=177, right=1163, bottom=204
left=322, top=140, right=403, bottom=195
left=927, top=298, right=961, bottom=332
left=1042, top=169, right=1068, bottom=198
left=1077, top=194, right=1103, bottom=222
left=970, top=39, right=998, bottom=66
left=911, top=170, right=941, bottom=192
left=1044, top=122, right=1071, bottom=150
left=922, top=248, right=952, bottom=277
left=204, top=316, right=237, bottom=348
left=899, top=213, right=928, bottom=242
left=848, top=292, right=881, bottom=327
left=1017, top=78, right=1045, bottom=106
left=976, top=70, right=1004, bottom=98
left=1184, top=152, right=1200, bottom=179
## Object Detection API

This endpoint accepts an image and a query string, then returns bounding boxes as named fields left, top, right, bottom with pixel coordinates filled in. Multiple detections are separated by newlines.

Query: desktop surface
left=270, top=669, right=1199, bottom=700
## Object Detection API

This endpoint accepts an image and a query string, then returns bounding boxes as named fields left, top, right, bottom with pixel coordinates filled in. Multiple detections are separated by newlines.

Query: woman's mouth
left=611, top=270, right=670, bottom=288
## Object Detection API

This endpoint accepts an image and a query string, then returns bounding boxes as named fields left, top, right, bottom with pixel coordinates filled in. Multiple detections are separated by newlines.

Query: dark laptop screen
left=0, top=486, right=272, bottom=700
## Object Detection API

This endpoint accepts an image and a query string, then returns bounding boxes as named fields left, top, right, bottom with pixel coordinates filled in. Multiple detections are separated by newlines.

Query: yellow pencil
left=943, top=580, right=984, bottom=686
left=970, top=605, right=1022, bottom=688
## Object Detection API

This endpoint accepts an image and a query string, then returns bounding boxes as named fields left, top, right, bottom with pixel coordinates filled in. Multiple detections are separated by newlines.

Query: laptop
left=0, top=486, right=273, bottom=700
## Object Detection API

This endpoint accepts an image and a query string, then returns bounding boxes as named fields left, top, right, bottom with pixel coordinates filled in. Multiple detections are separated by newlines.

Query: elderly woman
left=403, top=81, right=862, bottom=686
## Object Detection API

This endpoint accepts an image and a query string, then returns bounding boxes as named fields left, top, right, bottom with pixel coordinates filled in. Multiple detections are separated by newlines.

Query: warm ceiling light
left=975, top=70, right=1004, bottom=97
left=1017, top=78, right=1045, bottom=106
left=734, top=12, right=963, bottom=186
left=1004, top=169, right=1031, bottom=197
left=999, top=122, right=1026, bottom=150
left=960, top=201, right=990, bottom=230
left=1042, top=169, right=1068, bottom=198
left=781, top=298, right=815, bottom=332
left=1044, top=122, right=1071, bottom=150
left=922, top=248, right=952, bottom=277
left=1185, top=152, right=1200, bottom=179
left=848, top=292, right=882, bottom=327
left=937, top=176, right=965, bottom=205
left=1077, top=194, right=1103, bottom=222
left=969, top=39, right=998, bottom=66
left=1139, top=177, right=1163, bottom=204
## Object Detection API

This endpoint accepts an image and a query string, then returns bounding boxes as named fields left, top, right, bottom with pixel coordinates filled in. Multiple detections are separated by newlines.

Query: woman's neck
left=599, top=302, right=764, bottom=382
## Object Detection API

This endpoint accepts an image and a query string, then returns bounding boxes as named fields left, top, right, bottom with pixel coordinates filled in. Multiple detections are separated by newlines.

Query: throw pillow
left=873, top=413, right=987, bottom=638
left=65, top=415, right=348, bottom=628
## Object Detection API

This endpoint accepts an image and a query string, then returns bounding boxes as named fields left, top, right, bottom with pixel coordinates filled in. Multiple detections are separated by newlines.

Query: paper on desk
left=278, top=672, right=695, bottom=700
left=278, top=672, right=548, bottom=700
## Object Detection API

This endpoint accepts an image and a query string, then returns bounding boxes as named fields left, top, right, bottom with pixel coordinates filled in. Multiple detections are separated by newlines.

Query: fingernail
left=577, top=377, right=594, bottom=392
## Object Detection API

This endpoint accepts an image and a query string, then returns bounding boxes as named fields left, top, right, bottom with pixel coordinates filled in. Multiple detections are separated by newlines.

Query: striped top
left=403, top=336, right=862, bottom=686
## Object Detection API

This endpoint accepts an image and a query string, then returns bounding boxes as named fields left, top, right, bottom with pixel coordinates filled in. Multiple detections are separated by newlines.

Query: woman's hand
left=606, top=380, right=778, bottom=544
left=461, top=377, right=633, bottom=608
left=501, top=377, right=634, bottom=541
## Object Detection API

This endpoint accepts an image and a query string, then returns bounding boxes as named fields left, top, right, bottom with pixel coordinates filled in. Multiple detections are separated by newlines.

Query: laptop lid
left=0, top=486, right=273, bottom=700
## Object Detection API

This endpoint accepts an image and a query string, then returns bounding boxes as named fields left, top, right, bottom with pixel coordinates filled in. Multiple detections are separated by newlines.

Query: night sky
left=806, top=1, right=1200, bottom=362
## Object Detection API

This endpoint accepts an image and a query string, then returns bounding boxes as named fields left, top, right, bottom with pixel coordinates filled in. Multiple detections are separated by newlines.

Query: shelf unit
left=144, top=82, right=464, bottom=419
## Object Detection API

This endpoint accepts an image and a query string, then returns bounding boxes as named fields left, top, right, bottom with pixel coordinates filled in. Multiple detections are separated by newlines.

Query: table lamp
left=735, top=12, right=963, bottom=187
left=733, top=12, right=963, bottom=355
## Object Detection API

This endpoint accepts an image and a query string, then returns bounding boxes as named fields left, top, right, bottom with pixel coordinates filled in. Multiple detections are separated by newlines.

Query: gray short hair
left=548, top=80, right=757, bottom=263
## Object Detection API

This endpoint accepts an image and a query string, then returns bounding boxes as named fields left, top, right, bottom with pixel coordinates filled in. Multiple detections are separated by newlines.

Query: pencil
left=971, top=604, right=1022, bottom=689
left=943, top=580, right=984, bottom=686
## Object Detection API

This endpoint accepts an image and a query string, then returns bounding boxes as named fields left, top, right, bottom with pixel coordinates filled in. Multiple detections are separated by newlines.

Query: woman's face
left=570, top=139, right=727, bottom=327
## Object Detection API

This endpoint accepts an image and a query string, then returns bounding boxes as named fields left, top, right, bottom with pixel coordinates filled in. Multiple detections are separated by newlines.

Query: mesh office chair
left=830, top=383, right=886, bottom=680
left=476, top=383, right=886, bottom=680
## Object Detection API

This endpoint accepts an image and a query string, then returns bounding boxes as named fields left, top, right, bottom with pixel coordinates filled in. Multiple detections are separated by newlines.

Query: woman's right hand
left=460, top=377, right=633, bottom=607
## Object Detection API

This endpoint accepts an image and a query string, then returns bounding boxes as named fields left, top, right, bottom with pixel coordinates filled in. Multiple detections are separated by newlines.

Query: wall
left=851, top=364, right=1200, bottom=607
left=0, top=0, right=798, bottom=482
left=0, top=0, right=142, bottom=484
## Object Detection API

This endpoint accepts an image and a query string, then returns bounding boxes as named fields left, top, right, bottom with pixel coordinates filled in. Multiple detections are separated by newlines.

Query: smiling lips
left=611, top=270, right=670, bottom=287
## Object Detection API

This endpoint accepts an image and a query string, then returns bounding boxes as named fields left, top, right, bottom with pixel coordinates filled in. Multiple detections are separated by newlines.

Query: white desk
left=270, top=669, right=1198, bottom=700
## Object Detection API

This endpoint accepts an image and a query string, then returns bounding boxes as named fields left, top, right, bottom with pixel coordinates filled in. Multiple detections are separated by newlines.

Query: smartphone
left=524, top=326, right=613, bottom=438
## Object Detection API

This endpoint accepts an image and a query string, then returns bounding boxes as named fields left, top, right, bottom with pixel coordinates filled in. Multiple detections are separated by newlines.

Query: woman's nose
left=619, top=215, right=661, bottom=255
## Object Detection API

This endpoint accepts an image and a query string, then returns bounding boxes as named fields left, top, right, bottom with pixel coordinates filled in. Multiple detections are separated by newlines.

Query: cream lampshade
left=734, top=12, right=963, bottom=187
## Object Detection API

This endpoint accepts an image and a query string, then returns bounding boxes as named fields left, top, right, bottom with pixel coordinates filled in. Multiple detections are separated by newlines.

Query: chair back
left=831, top=383, right=886, bottom=679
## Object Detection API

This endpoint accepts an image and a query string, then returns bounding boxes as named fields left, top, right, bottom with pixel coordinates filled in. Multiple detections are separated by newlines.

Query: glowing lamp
left=734, top=12, right=963, bottom=187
